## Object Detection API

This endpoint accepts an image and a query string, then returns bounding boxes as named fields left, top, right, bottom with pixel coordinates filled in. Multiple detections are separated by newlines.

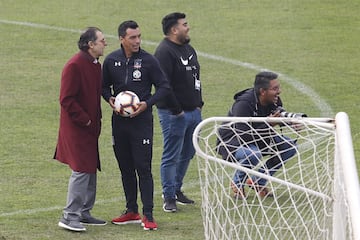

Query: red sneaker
left=246, top=178, right=274, bottom=198
left=111, top=210, right=141, bottom=225
left=141, top=215, right=158, bottom=230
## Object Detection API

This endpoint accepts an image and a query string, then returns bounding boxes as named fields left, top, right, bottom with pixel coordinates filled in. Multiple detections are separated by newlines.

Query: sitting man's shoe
left=246, top=178, right=274, bottom=198
left=163, top=198, right=177, bottom=213
left=80, top=216, right=107, bottom=226
left=111, top=209, right=142, bottom=225
left=141, top=215, right=158, bottom=230
left=230, top=181, right=246, bottom=199
left=58, top=216, right=86, bottom=232
left=176, top=191, right=195, bottom=205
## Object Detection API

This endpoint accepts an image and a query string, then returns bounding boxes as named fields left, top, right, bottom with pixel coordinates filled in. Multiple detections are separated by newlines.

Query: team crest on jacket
left=134, top=59, right=142, bottom=69
left=133, top=59, right=142, bottom=81
left=133, top=69, right=141, bottom=79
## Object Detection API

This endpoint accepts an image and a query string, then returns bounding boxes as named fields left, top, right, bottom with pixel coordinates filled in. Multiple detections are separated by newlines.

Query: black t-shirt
left=154, top=38, right=203, bottom=114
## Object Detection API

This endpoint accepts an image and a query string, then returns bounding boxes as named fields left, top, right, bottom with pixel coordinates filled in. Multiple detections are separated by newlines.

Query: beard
left=178, top=35, right=191, bottom=45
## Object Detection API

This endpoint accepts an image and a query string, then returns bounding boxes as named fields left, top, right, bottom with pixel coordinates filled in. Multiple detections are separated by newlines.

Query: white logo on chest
left=180, top=56, right=188, bottom=65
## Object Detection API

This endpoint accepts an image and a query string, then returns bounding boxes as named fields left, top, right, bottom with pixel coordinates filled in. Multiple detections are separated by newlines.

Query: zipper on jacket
left=125, top=58, right=130, bottom=85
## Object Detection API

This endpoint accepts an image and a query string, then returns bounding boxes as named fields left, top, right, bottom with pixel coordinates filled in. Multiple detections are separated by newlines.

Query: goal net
left=193, top=112, right=360, bottom=240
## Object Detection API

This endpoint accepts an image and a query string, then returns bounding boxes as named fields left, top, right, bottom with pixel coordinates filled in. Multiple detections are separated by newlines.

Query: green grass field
left=1, top=1, right=359, bottom=239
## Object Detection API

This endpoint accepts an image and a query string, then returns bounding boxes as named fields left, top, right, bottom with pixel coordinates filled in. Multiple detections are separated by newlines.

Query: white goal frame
left=193, top=112, right=360, bottom=240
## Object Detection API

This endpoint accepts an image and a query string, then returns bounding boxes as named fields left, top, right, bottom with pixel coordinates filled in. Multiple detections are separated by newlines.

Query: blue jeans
left=233, top=135, right=297, bottom=187
left=158, top=108, right=202, bottom=200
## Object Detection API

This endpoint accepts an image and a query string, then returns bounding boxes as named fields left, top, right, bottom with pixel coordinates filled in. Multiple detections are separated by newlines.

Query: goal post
left=334, top=112, right=360, bottom=240
left=193, top=112, right=360, bottom=240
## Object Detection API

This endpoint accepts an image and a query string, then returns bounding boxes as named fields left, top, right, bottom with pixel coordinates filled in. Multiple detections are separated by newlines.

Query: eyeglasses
left=267, top=86, right=280, bottom=92
left=97, top=39, right=106, bottom=45
left=91, top=38, right=106, bottom=45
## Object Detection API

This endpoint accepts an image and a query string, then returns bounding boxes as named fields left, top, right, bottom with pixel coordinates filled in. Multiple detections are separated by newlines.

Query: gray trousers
left=63, top=171, right=97, bottom=221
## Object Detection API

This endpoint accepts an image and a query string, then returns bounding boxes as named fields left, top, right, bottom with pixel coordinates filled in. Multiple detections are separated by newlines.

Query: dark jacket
left=102, top=46, right=170, bottom=117
left=54, top=51, right=102, bottom=173
left=154, top=38, right=203, bottom=115
left=217, top=88, right=283, bottom=161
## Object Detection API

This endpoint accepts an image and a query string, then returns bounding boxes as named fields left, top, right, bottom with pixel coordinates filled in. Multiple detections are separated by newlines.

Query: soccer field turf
left=1, top=1, right=359, bottom=239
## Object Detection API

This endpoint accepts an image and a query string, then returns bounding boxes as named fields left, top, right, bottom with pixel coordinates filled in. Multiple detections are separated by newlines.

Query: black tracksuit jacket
left=102, top=46, right=170, bottom=115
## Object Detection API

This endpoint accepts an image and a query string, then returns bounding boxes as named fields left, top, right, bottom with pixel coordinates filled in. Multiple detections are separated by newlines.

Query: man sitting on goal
left=217, top=71, right=297, bottom=199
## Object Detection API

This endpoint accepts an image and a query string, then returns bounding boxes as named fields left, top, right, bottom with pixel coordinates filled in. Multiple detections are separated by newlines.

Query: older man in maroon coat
left=54, top=27, right=107, bottom=232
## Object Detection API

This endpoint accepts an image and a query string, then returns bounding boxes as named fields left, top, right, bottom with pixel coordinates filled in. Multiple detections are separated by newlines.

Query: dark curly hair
left=78, top=27, right=102, bottom=51
left=161, top=12, right=186, bottom=35
left=254, top=71, right=278, bottom=95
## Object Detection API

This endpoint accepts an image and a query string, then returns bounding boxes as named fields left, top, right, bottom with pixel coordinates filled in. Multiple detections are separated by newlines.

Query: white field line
left=0, top=198, right=123, bottom=217
left=0, top=19, right=333, bottom=217
left=0, top=19, right=333, bottom=116
left=0, top=206, right=64, bottom=217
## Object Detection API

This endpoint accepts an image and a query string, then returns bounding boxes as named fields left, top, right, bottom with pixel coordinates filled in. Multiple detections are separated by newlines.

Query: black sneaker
left=80, top=216, right=107, bottom=226
left=58, top=217, right=86, bottom=232
left=176, top=191, right=195, bottom=205
left=163, top=198, right=177, bottom=213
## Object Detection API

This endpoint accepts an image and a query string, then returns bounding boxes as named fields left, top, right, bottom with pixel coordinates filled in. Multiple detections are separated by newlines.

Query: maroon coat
left=54, top=51, right=102, bottom=173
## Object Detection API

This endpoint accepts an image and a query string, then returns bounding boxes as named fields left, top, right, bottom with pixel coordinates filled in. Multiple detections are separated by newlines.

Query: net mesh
left=194, top=117, right=352, bottom=240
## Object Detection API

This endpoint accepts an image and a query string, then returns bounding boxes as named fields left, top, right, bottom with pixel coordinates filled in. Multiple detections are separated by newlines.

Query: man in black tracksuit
left=102, top=20, right=170, bottom=230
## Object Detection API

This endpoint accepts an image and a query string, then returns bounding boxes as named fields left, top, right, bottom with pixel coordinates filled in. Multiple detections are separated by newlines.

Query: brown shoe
left=246, top=178, right=274, bottom=198
left=230, top=181, right=246, bottom=199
